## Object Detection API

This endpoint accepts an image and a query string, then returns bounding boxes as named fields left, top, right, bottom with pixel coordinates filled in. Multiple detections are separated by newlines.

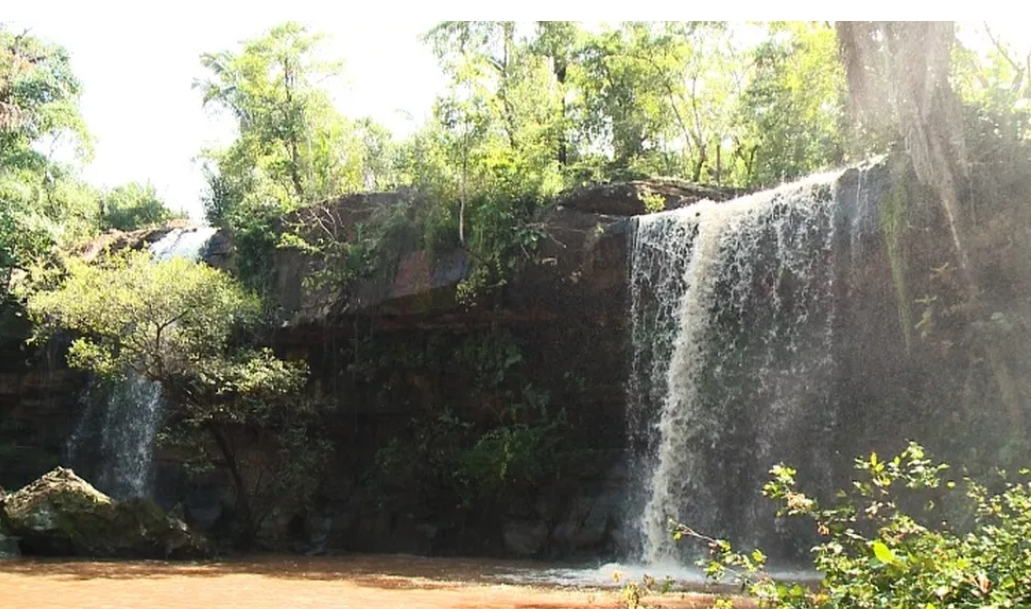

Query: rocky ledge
left=0, top=467, right=210, bottom=559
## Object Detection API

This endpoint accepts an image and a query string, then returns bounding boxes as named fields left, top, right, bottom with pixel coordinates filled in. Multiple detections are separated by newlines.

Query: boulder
left=502, top=517, right=548, bottom=557
left=0, top=467, right=210, bottom=559
left=0, top=535, right=18, bottom=558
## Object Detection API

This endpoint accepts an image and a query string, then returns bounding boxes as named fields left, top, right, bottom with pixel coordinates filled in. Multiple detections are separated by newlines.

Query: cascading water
left=627, top=169, right=866, bottom=564
left=66, top=226, right=217, bottom=500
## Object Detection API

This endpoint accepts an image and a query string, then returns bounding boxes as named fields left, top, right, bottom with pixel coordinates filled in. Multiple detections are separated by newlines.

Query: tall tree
left=0, top=25, right=94, bottom=306
left=197, top=22, right=370, bottom=216
left=575, top=22, right=748, bottom=182
left=421, top=21, right=565, bottom=247
left=738, top=22, right=846, bottom=186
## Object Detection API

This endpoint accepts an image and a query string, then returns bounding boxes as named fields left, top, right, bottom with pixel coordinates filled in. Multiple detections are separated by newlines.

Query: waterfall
left=67, top=226, right=217, bottom=500
left=628, top=170, right=860, bottom=564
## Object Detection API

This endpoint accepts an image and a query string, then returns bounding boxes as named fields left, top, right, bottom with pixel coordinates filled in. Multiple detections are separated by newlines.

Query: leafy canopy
left=1, top=25, right=93, bottom=295
left=28, top=249, right=304, bottom=398
left=99, top=182, right=179, bottom=232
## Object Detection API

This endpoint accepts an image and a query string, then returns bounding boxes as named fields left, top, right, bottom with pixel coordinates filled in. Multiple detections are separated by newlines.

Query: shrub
left=678, top=442, right=1031, bottom=608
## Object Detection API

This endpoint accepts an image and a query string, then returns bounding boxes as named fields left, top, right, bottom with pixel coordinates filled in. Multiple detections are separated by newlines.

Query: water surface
left=0, top=554, right=741, bottom=609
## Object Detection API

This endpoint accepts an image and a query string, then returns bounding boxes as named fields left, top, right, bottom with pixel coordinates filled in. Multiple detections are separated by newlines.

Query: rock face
left=555, top=179, right=747, bottom=216
left=0, top=180, right=746, bottom=561
left=264, top=188, right=657, bottom=559
left=0, top=485, right=13, bottom=558
left=0, top=331, right=88, bottom=492
left=0, top=467, right=209, bottom=559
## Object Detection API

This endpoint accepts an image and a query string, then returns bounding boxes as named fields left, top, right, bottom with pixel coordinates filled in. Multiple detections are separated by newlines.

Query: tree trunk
left=555, top=60, right=568, bottom=166
left=208, top=423, right=255, bottom=545
left=281, top=57, right=306, bottom=201
left=837, top=21, right=1025, bottom=434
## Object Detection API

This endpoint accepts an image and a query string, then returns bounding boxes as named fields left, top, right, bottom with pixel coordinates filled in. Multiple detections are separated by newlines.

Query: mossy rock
left=1, top=467, right=210, bottom=559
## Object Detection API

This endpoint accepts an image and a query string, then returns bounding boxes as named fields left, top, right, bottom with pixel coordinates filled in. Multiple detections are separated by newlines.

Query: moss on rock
left=1, top=467, right=210, bottom=559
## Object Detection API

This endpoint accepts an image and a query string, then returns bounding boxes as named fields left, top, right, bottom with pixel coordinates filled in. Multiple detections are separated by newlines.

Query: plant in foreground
left=657, top=442, right=1031, bottom=608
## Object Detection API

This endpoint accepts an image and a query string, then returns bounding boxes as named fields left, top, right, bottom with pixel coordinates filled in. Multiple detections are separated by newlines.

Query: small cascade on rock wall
left=627, top=170, right=863, bottom=564
left=66, top=227, right=217, bottom=500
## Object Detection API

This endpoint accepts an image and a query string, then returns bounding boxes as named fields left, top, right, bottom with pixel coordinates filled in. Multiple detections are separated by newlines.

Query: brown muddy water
left=0, top=554, right=745, bottom=608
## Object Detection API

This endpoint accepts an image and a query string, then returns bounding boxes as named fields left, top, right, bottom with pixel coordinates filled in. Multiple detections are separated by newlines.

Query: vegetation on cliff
left=0, top=25, right=181, bottom=336
left=197, top=21, right=858, bottom=307
left=26, top=250, right=316, bottom=544
left=8, top=19, right=1031, bottom=559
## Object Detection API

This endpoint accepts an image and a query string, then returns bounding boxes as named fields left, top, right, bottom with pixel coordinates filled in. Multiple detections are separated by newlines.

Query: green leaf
left=872, top=540, right=897, bottom=564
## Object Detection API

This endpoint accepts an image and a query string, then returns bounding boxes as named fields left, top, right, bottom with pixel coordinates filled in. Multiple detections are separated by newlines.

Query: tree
left=367, top=21, right=568, bottom=302
left=1, top=25, right=95, bottom=305
left=28, top=250, right=314, bottom=543
left=573, top=22, right=752, bottom=183
left=197, top=22, right=392, bottom=295
left=424, top=21, right=566, bottom=205
left=737, top=22, right=847, bottom=187
left=197, top=22, right=370, bottom=212
left=99, top=182, right=179, bottom=231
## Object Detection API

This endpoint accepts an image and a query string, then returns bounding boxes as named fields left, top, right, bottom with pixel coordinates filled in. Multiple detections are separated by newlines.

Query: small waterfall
left=627, top=171, right=855, bottom=564
left=67, top=226, right=217, bottom=500
left=94, top=372, right=165, bottom=498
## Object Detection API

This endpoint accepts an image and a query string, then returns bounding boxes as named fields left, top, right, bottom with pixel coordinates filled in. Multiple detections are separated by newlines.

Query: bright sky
left=8, top=8, right=445, bottom=219
left=6, top=7, right=1031, bottom=221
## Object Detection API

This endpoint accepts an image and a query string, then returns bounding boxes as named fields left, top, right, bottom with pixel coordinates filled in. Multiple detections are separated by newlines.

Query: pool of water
left=493, top=560, right=819, bottom=588
left=0, top=554, right=756, bottom=609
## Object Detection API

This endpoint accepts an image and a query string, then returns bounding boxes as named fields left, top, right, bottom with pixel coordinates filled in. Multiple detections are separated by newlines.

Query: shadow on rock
left=0, top=466, right=210, bottom=559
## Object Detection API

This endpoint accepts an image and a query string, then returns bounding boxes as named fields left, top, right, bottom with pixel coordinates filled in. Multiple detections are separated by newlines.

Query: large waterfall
left=627, top=167, right=881, bottom=564
left=67, top=227, right=217, bottom=500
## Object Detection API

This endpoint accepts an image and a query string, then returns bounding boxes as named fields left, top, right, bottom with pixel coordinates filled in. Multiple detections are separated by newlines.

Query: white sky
left=6, top=6, right=1031, bottom=221
left=8, top=8, right=445, bottom=219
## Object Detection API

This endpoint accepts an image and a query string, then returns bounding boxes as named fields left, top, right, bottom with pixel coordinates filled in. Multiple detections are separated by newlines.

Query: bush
left=99, top=182, right=179, bottom=231
left=678, top=442, right=1031, bottom=608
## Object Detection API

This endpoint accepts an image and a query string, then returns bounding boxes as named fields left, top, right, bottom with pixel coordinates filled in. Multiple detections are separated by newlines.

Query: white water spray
left=628, top=173, right=846, bottom=563
left=67, top=226, right=216, bottom=499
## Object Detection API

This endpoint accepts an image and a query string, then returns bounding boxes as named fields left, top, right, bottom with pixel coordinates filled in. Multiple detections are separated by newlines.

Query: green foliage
left=197, top=22, right=366, bottom=206
left=739, top=22, right=846, bottom=186
left=197, top=22, right=392, bottom=298
left=27, top=250, right=311, bottom=544
left=366, top=328, right=568, bottom=515
left=0, top=25, right=91, bottom=160
left=641, top=192, right=666, bottom=214
left=952, top=25, right=1031, bottom=185
left=28, top=250, right=261, bottom=377
left=0, top=25, right=95, bottom=308
left=574, top=22, right=746, bottom=183
left=98, top=182, right=179, bottom=232
left=458, top=422, right=559, bottom=500
left=676, top=442, right=1031, bottom=608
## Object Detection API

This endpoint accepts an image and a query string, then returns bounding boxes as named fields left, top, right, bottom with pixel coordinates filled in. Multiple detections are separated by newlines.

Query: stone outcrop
left=555, top=178, right=747, bottom=216
left=0, top=180, right=741, bottom=561
left=263, top=187, right=663, bottom=559
left=0, top=467, right=210, bottom=559
left=0, top=334, right=87, bottom=492
left=74, top=220, right=194, bottom=263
